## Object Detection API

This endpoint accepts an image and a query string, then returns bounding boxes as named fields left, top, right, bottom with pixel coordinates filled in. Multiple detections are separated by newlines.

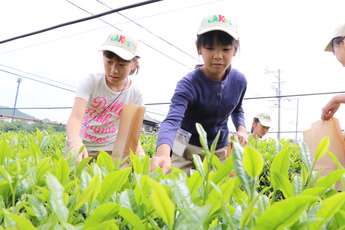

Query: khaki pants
left=171, top=143, right=227, bottom=176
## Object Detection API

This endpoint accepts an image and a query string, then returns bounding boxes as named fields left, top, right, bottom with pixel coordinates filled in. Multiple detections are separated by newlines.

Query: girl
left=321, top=23, right=345, bottom=121
left=150, top=14, right=248, bottom=175
left=251, top=112, right=272, bottom=140
left=66, top=31, right=145, bottom=163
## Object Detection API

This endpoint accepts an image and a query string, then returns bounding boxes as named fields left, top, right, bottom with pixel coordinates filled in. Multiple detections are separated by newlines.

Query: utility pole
left=295, top=98, right=299, bottom=142
left=12, top=77, right=22, bottom=122
left=265, top=67, right=283, bottom=140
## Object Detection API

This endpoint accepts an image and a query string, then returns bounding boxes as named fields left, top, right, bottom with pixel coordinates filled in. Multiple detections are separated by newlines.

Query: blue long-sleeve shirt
left=157, top=67, right=247, bottom=150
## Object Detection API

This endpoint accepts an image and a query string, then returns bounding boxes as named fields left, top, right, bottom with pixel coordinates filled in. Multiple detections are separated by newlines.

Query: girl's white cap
left=197, top=14, right=239, bottom=40
left=325, top=22, right=345, bottom=52
left=100, top=31, right=140, bottom=60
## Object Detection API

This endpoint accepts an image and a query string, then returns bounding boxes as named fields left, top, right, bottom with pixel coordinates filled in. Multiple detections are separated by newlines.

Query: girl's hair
left=332, top=36, right=345, bottom=53
left=102, top=50, right=140, bottom=75
left=251, top=117, right=260, bottom=133
left=195, top=30, right=240, bottom=78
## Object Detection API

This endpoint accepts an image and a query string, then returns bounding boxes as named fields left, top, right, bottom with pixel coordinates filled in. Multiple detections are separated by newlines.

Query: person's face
left=103, top=55, right=138, bottom=88
left=199, top=35, right=237, bottom=81
left=253, top=122, right=270, bottom=138
left=332, top=38, right=345, bottom=67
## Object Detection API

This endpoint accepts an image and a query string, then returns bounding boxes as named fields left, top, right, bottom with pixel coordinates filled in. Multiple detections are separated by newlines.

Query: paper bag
left=112, top=104, right=146, bottom=161
left=303, top=117, right=345, bottom=191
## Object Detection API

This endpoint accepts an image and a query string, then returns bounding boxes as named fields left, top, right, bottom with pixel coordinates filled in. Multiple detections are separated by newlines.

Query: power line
left=0, top=69, right=77, bottom=93
left=66, top=0, right=193, bottom=70
left=0, top=0, right=162, bottom=44
left=96, top=0, right=200, bottom=63
left=0, top=64, right=76, bottom=89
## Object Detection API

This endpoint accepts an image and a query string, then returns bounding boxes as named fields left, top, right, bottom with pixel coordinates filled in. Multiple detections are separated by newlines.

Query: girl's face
left=103, top=55, right=138, bottom=89
left=252, top=121, right=270, bottom=138
left=198, top=35, right=237, bottom=81
left=333, top=38, right=345, bottom=67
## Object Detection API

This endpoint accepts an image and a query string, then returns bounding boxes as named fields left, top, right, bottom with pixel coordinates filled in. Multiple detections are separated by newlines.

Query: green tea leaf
left=37, top=157, right=53, bottom=181
left=211, top=155, right=234, bottom=185
left=292, top=175, right=303, bottom=196
left=76, top=157, right=92, bottom=176
left=174, top=180, right=194, bottom=217
left=119, top=206, right=145, bottom=230
left=0, top=139, right=11, bottom=165
left=5, top=213, right=36, bottom=230
left=315, top=169, right=345, bottom=189
left=232, top=141, right=250, bottom=196
left=25, top=194, right=48, bottom=222
left=176, top=204, right=212, bottom=230
left=270, top=149, right=290, bottom=177
left=193, top=154, right=205, bottom=179
left=84, top=203, right=120, bottom=228
left=74, top=175, right=101, bottom=211
left=56, top=157, right=69, bottom=185
left=242, top=146, right=263, bottom=178
left=187, top=170, right=203, bottom=194
left=310, top=192, right=345, bottom=230
left=314, top=136, right=329, bottom=162
left=130, top=151, right=143, bottom=174
left=148, top=177, right=175, bottom=228
left=97, top=150, right=114, bottom=173
left=196, top=123, right=210, bottom=160
left=299, top=142, right=313, bottom=172
left=254, top=195, right=318, bottom=230
left=327, top=150, right=344, bottom=170
left=46, top=173, right=68, bottom=224
left=271, top=171, right=293, bottom=198
left=98, top=167, right=131, bottom=203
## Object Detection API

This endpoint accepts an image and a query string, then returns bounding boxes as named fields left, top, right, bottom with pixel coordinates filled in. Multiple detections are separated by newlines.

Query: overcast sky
left=1, top=0, right=345, bottom=141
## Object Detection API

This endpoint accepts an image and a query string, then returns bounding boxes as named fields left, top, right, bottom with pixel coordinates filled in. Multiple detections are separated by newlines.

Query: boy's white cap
left=325, top=22, right=345, bottom=52
left=197, top=14, right=239, bottom=40
left=254, top=112, right=272, bottom=127
left=100, top=31, right=140, bottom=60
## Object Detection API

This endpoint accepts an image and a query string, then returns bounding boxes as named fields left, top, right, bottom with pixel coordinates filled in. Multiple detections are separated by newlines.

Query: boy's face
left=103, top=55, right=138, bottom=88
left=199, top=35, right=237, bottom=81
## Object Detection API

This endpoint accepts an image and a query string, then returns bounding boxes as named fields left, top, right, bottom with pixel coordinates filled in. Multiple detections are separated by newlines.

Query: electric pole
left=12, top=77, right=22, bottom=122
left=265, top=68, right=283, bottom=140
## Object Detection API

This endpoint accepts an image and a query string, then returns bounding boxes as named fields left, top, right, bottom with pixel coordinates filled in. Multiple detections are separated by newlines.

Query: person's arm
left=321, top=94, right=345, bottom=120
left=149, top=143, right=172, bottom=174
left=66, top=97, right=88, bottom=163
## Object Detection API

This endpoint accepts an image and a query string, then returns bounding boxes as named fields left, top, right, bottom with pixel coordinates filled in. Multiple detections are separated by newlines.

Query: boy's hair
left=103, top=50, right=140, bottom=75
left=251, top=117, right=260, bottom=133
left=196, top=30, right=240, bottom=78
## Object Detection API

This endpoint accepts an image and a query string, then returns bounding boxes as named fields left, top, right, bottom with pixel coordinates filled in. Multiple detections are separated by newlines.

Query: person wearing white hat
left=251, top=112, right=272, bottom=140
left=66, top=31, right=145, bottom=164
left=150, top=14, right=248, bottom=175
left=322, top=23, right=345, bottom=122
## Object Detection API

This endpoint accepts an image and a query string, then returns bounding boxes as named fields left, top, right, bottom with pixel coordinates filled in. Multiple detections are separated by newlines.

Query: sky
left=1, top=0, right=345, bottom=142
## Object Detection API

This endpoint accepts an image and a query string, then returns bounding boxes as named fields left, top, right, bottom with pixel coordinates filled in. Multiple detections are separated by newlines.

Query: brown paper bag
left=303, top=117, right=345, bottom=190
left=112, top=104, right=146, bottom=161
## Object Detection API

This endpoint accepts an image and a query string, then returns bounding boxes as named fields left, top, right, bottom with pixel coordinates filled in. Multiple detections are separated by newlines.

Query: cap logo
left=264, top=115, right=271, bottom=120
left=208, top=14, right=232, bottom=25
left=110, top=34, right=131, bottom=47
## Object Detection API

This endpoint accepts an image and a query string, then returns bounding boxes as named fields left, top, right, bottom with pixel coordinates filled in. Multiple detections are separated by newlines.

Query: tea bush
left=0, top=125, right=344, bottom=229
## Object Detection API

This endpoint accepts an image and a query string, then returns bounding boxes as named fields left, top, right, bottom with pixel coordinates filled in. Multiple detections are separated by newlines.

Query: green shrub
left=0, top=125, right=344, bottom=229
